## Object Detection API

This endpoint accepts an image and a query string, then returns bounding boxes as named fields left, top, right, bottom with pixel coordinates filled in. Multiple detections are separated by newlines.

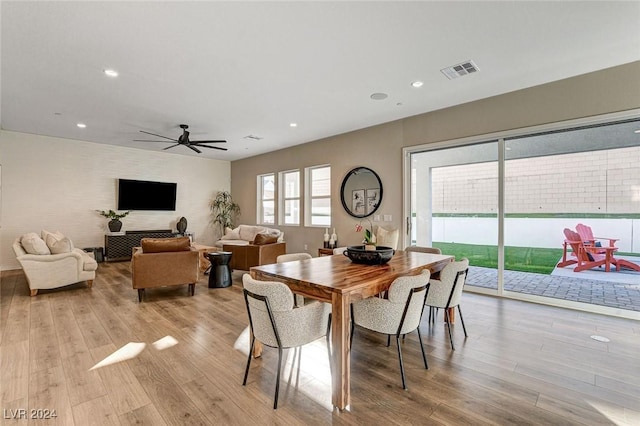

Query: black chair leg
left=326, top=314, right=333, bottom=375
left=458, top=305, right=468, bottom=337
left=387, top=335, right=391, bottom=347
left=274, top=347, right=283, bottom=409
left=242, top=337, right=255, bottom=386
left=444, top=310, right=455, bottom=351
left=396, top=336, right=407, bottom=390
left=416, top=327, right=428, bottom=369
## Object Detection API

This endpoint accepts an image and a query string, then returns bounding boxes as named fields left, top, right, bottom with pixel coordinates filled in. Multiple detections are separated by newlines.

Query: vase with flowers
left=97, top=209, right=130, bottom=232
left=355, top=218, right=376, bottom=251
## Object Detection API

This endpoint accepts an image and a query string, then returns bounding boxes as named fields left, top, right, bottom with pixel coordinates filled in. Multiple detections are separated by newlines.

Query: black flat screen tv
left=117, top=179, right=177, bottom=211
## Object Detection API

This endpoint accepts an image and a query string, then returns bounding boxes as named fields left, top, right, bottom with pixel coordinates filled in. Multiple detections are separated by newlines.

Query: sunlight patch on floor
left=587, top=399, right=639, bottom=425
left=90, top=342, right=146, bottom=370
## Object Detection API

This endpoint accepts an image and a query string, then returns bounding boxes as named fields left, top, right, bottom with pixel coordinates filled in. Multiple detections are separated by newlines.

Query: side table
left=318, top=248, right=334, bottom=256
left=206, top=251, right=233, bottom=288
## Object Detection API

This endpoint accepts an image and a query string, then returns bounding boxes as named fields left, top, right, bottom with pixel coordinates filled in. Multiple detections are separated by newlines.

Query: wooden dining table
left=250, top=249, right=454, bottom=410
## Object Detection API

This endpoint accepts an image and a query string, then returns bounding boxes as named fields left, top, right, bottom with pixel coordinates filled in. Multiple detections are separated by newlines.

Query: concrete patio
left=466, top=257, right=640, bottom=312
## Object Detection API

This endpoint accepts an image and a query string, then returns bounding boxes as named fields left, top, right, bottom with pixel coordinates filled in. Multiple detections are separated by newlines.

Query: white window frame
left=278, top=169, right=300, bottom=226
left=304, top=164, right=331, bottom=227
left=257, top=173, right=275, bottom=225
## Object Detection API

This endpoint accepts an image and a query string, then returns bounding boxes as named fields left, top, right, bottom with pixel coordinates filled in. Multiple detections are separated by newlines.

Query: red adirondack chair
left=558, top=228, right=640, bottom=273
left=575, top=223, right=618, bottom=254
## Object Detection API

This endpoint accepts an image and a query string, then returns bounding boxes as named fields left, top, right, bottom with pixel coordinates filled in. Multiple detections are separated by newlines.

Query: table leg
left=331, top=292, right=350, bottom=410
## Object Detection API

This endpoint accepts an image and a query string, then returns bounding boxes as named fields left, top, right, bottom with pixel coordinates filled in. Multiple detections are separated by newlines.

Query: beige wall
left=1, top=131, right=231, bottom=270
left=231, top=61, right=640, bottom=255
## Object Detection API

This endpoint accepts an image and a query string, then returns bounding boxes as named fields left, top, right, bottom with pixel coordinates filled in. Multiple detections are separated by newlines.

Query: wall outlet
left=384, top=214, right=392, bottom=222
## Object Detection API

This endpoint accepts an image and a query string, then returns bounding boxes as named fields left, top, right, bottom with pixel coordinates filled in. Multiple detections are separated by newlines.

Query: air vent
left=441, top=60, right=480, bottom=80
left=243, top=135, right=263, bottom=140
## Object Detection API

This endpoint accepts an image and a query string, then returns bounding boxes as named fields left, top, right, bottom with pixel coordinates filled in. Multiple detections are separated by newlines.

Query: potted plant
left=97, top=209, right=130, bottom=232
left=355, top=218, right=377, bottom=251
left=209, top=191, right=240, bottom=236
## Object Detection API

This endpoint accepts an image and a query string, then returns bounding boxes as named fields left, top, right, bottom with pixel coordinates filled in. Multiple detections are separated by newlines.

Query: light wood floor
left=1, top=262, right=639, bottom=425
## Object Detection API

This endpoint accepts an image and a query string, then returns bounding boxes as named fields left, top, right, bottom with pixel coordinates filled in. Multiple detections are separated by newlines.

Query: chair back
left=333, top=246, right=347, bottom=255
left=405, top=246, right=442, bottom=255
left=389, top=274, right=430, bottom=335
left=426, top=258, right=469, bottom=308
left=277, top=253, right=312, bottom=263
left=575, top=223, right=594, bottom=243
left=243, top=275, right=294, bottom=347
left=563, top=228, right=591, bottom=261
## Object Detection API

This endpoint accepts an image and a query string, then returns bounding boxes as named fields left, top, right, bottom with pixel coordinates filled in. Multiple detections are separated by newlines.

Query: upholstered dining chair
left=333, top=246, right=348, bottom=255
left=424, top=258, right=469, bottom=350
left=350, top=273, right=430, bottom=389
left=276, top=253, right=312, bottom=306
left=242, top=274, right=331, bottom=409
left=405, top=245, right=442, bottom=255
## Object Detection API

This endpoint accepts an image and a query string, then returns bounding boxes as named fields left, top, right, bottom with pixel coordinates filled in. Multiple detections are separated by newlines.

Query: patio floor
left=466, top=257, right=640, bottom=312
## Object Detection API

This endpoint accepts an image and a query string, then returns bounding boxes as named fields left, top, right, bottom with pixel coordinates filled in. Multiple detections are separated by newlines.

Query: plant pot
left=108, top=219, right=122, bottom=232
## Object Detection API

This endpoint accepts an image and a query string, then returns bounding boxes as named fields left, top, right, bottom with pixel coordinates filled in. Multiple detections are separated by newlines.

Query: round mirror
left=340, top=167, right=383, bottom=218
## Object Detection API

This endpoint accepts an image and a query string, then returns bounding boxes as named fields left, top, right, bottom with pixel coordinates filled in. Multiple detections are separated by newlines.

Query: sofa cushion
left=238, top=225, right=265, bottom=242
left=78, top=249, right=99, bottom=271
left=43, top=230, right=74, bottom=254
left=20, top=233, right=51, bottom=255
left=253, top=234, right=278, bottom=245
left=141, top=237, right=191, bottom=253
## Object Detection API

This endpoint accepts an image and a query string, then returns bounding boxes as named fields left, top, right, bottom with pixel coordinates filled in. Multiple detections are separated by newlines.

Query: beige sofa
left=216, top=225, right=286, bottom=270
left=13, top=231, right=97, bottom=296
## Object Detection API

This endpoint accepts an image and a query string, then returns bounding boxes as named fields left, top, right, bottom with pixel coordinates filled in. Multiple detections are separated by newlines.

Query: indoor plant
left=97, top=209, right=130, bottom=232
left=355, top=218, right=376, bottom=250
left=209, top=191, right=241, bottom=236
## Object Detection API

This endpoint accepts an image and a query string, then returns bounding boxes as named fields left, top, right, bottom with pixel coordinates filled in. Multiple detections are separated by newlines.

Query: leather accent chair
left=131, top=237, right=199, bottom=302
left=223, top=241, right=286, bottom=271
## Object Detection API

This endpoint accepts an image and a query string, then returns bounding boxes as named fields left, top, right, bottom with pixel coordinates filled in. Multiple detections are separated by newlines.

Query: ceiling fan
left=134, top=124, right=227, bottom=153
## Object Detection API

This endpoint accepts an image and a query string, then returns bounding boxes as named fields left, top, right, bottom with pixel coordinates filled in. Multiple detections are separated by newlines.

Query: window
left=305, top=165, right=331, bottom=226
left=257, top=173, right=275, bottom=224
left=279, top=170, right=300, bottom=225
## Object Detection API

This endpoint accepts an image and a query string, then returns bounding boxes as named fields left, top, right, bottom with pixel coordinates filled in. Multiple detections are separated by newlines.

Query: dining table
left=250, top=249, right=454, bottom=410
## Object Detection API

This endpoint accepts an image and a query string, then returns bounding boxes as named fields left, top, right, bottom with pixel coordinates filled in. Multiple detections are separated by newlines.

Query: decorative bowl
left=344, top=245, right=395, bottom=265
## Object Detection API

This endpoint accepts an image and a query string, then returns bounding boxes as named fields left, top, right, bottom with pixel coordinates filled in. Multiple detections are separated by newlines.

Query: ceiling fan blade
left=134, top=139, right=176, bottom=142
left=188, top=145, right=202, bottom=154
left=197, top=144, right=228, bottom=151
left=139, top=130, right=177, bottom=141
left=163, top=144, right=181, bottom=150
left=191, top=140, right=227, bottom=144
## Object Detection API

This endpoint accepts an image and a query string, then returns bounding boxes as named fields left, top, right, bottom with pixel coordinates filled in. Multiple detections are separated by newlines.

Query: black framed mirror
left=340, top=167, right=383, bottom=218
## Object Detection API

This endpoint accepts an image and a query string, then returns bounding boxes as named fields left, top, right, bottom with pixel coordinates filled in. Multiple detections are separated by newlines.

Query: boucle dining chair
left=350, top=273, right=430, bottom=389
left=424, top=258, right=469, bottom=351
left=276, top=253, right=312, bottom=306
left=242, top=274, right=331, bottom=409
left=405, top=245, right=442, bottom=255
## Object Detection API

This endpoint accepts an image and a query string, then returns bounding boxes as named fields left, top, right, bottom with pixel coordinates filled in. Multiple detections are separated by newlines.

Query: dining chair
left=242, top=274, right=331, bottom=409
left=333, top=246, right=348, bottom=255
left=405, top=245, right=442, bottom=254
left=350, top=273, right=430, bottom=389
left=276, top=253, right=312, bottom=306
left=424, top=258, right=469, bottom=350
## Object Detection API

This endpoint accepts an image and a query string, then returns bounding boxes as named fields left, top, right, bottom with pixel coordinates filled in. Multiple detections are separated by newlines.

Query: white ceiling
left=2, top=1, right=639, bottom=161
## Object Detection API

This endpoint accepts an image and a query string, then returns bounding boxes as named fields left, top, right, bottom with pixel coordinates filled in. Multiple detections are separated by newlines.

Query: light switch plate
left=373, top=215, right=381, bottom=222
left=384, top=215, right=392, bottom=221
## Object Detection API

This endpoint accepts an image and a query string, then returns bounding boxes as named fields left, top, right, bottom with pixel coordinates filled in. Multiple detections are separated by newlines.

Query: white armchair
left=242, top=274, right=331, bottom=409
left=13, top=237, right=97, bottom=296
left=351, top=273, right=430, bottom=389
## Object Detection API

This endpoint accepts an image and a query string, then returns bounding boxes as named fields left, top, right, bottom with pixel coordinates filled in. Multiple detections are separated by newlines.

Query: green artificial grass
left=432, top=242, right=563, bottom=274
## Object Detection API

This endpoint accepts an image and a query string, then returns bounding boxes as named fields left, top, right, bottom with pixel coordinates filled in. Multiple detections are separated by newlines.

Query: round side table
left=206, top=251, right=233, bottom=288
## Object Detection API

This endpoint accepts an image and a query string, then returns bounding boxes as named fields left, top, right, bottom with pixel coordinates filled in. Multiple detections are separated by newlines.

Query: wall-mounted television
left=117, top=179, right=177, bottom=211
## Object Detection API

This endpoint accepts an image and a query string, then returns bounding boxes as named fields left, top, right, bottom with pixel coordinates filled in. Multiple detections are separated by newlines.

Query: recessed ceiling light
left=76, top=123, right=86, bottom=128
left=290, top=123, right=298, bottom=127
left=104, top=69, right=119, bottom=77
left=411, top=81, right=424, bottom=88
left=634, top=129, right=640, bottom=134
left=370, top=93, right=388, bottom=100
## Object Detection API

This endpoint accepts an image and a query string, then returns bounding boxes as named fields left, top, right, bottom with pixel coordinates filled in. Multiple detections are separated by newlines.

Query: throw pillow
left=141, top=237, right=191, bottom=253
left=221, top=226, right=241, bottom=240
left=44, top=232, right=74, bottom=254
left=239, top=225, right=266, bottom=242
left=20, top=233, right=51, bottom=255
left=253, top=234, right=278, bottom=245
left=376, top=226, right=399, bottom=250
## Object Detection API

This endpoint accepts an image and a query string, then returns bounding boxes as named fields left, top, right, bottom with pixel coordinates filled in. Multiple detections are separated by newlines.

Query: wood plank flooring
left=1, top=262, right=639, bottom=425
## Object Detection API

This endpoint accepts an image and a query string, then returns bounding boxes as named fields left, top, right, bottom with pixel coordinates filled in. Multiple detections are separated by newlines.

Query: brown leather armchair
left=131, top=237, right=199, bottom=302
left=223, top=241, right=286, bottom=271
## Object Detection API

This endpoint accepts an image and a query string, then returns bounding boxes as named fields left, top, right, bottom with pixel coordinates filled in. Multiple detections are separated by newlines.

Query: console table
left=105, top=230, right=177, bottom=261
